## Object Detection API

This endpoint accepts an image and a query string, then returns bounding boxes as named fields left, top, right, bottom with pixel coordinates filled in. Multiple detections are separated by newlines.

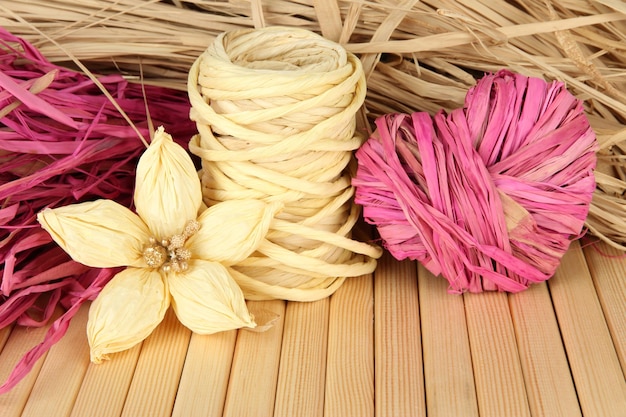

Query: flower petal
left=87, top=267, right=170, bottom=363
left=134, top=126, right=203, bottom=239
left=37, top=200, right=150, bottom=268
left=189, top=200, right=282, bottom=265
left=168, top=259, right=255, bottom=333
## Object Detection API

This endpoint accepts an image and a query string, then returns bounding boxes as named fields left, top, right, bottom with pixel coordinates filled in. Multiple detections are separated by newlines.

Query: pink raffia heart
left=354, top=70, right=597, bottom=293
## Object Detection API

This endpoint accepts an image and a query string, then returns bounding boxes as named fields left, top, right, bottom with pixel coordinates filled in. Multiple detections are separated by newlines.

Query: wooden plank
left=120, top=308, right=191, bottom=417
left=508, top=283, right=582, bottom=417
left=21, top=304, right=90, bottom=417
left=0, top=324, right=12, bottom=350
left=0, top=313, right=58, bottom=417
left=324, top=274, right=375, bottom=417
left=70, top=343, right=142, bottom=417
left=583, top=241, right=626, bottom=374
left=172, top=330, right=237, bottom=417
left=374, top=253, right=425, bottom=417
left=464, top=291, right=531, bottom=417
left=548, top=241, right=626, bottom=416
left=274, top=298, right=329, bottom=417
left=223, top=300, right=286, bottom=417
left=418, top=265, right=478, bottom=417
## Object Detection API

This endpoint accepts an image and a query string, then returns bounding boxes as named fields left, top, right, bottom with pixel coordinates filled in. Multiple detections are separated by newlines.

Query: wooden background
left=0, top=239, right=624, bottom=417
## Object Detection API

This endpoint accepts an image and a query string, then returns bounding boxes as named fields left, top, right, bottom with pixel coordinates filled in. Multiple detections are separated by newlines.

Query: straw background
left=1, top=0, right=625, bottom=249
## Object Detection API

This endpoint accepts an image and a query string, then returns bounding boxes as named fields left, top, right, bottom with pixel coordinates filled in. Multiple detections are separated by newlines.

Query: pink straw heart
left=354, top=70, right=597, bottom=293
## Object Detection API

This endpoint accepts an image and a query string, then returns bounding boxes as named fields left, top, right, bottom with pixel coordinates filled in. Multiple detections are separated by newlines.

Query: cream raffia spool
left=188, top=26, right=382, bottom=301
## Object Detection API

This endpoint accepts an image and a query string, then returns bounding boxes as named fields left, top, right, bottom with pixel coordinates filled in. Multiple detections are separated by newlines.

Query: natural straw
left=188, top=27, right=381, bottom=301
left=2, top=0, right=624, bottom=249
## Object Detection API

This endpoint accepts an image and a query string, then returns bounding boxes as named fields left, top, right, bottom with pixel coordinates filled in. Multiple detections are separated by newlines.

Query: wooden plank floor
left=0, top=240, right=625, bottom=416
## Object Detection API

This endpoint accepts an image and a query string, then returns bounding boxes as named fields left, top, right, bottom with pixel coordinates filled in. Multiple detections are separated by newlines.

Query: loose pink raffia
left=354, top=70, right=597, bottom=293
left=0, top=28, right=195, bottom=393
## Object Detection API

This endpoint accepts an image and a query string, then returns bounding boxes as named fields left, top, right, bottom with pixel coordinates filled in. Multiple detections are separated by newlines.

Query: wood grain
left=463, top=291, right=531, bottom=417
left=274, top=298, right=329, bottom=417
left=583, top=241, right=626, bottom=374
left=171, top=330, right=237, bottom=417
left=0, top=318, right=55, bottom=417
left=508, top=283, right=582, bottom=417
left=223, top=300, right=286, bottom=417
left=374, top=253, right=425, bottom=417
left=69, top=341, right=142, bottom=417
left=549, top=241, right=626, bottom=416
left=418, top=265, right=479, bottom=417
left=0, top=325, right=12, bottom=351
left=2, top=242, right=626, bottom=417
left=120, top=309, right=191, bottom=417
left=21, top=305, right=90, bottom=417
left=324, top=274, right=375, bottom=417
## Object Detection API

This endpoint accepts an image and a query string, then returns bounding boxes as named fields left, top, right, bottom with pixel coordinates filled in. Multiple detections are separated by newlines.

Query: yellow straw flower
left=37, top=126, right=282, bottom=363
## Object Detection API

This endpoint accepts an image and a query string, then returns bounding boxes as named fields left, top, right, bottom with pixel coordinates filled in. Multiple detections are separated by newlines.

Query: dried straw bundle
left=0, top=28, right=195, bottom=392
left=188, top=27, right=382, bottom=301
left=1, top=0, right=624, bottom=248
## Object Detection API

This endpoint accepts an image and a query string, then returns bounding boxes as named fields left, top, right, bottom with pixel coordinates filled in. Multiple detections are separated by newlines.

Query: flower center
left=143, top=220, right=200, bottom=272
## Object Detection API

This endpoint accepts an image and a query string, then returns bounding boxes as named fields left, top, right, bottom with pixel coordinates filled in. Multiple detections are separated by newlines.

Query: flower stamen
left=142, top=220, right=200, bottom=272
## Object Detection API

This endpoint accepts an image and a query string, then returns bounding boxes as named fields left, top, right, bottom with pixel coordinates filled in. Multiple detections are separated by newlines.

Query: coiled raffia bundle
left=187, top=27, right=381, bottom=301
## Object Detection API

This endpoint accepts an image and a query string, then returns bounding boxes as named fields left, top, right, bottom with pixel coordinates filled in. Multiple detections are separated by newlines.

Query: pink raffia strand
left=0, top=28, right=195, bottom=393
left=354, top=70, right=597, bottom=294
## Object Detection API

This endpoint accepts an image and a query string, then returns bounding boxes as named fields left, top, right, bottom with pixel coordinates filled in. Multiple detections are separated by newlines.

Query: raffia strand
left=3, top=0, right=626, bottom=249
